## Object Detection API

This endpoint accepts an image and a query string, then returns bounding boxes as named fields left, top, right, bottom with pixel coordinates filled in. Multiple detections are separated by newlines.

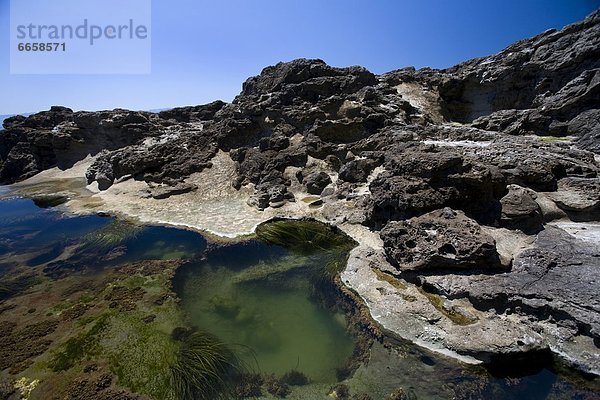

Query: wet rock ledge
left=1, top=10, right=600, bottom=376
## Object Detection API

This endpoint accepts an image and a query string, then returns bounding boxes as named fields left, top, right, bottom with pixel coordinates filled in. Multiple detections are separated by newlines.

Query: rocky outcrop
left=1, top=10, right=599, bottom=377
left=546, top=177, right=600, bottom=217
left=381, top=208, right=503, bottom=271
left=0, top=107, right=157, bottom=183
left=341, top=246, right=550, bottom=366
left=499, top=185, right=543, bottom=232
left=344, top=222, right=600, bottom=375
left=439, top=12, right=600, bottom=133
left=303, top=171, right=332, bottom=195
left=367, top=138, right=506, bottom=227
left=416, top=224, right=600, bottom=374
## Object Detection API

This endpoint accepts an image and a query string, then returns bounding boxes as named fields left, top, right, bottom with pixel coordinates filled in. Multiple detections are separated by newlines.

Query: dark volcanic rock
left=438, top=12, right=600, bottom=128
left=0, top=107, right=156, bottom=183
left=572, top=109, right=600, bottom=153
left=339, top=158, right=379, bottom=183
left=499, top=185, right=543, bottom=233
left=157, top=100, right=226, bottom=122
left=239, top=59, right=377, bottom=98
left=1, top=13, right=598, bottom=198
left=303, top=171, right=332, bottom=195
left=381, top=208, right=503, bottom=271
left=547, top=177, right=600, bottom=214
left=367, top=142, right=506, bottom=228
left=85, top=127, right=218, bottom=189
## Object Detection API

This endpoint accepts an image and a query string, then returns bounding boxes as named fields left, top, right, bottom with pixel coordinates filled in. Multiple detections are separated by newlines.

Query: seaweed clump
left=255, top=219, right=356, bottom=255
left=170, top=329, right=243, bottom=400
left=82, top=220, right=143, bottom=250
left=264, top=374, right=290, bottom=398
left=281, top=369, right=309, bottom=386
left=232, top=373, right=263, bottom=398
left=255, top=219, right=356, bottom=276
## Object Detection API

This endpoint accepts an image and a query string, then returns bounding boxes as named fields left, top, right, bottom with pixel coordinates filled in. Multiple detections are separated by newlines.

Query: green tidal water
left=175, top=249, right=355, bottom=383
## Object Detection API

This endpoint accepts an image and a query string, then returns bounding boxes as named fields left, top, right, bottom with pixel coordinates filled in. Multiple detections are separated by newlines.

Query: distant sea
left=0, top=113, right=33, bottom=126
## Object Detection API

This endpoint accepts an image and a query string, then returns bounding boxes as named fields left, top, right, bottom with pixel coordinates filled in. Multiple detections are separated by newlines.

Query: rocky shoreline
left=1, top=10, right=599, bottom=379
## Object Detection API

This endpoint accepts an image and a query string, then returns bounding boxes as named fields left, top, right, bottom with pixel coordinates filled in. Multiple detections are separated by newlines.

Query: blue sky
left=1, top=0, right=598, bottom=114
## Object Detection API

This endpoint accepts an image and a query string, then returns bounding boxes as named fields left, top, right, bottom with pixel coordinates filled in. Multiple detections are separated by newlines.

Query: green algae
left=143, top=241, right=190, bottom=260
left=372, top=269, right=419, bottom=302
left=373, top=269, right=407, bottom=290
left=539, top=136, right=572, bottom=142
left=38, top=260, right=188, bottom=400
left=50, top=314, right=110, bottom=372
left=123, top=275, right=151, bottom=288
left=79, top=294, right=95, bottom=303
left=49, top=300, right=75, bottom=314
left=231, top=254, right=310, bottom=284
left=170, top=331, right=243, bottom=400
left=81, top=219, right=143, bottom=250
left=255, top=219, right=356, bottom=255
left=106, top=312, right=178, bottom=399
left=418, top=288, right=478, bottom=326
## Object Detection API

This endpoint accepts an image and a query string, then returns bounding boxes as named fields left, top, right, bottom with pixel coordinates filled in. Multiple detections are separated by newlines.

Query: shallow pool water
left=173, top=241, right=356, bottom=383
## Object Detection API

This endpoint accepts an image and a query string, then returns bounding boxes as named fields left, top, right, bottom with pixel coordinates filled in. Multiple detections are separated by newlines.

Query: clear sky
left=1, top=0, right=598, bottom=114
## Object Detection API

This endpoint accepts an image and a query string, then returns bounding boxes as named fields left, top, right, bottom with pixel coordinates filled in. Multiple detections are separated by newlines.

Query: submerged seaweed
left=281, top=368, right=309, bottom=386
left=256, top=219, right=356, bottom=278
left=255, top=219, right=356, bottom=255
left=81, top=220, right=143, bottom=250
left=170, top=330, right=243, bottom=400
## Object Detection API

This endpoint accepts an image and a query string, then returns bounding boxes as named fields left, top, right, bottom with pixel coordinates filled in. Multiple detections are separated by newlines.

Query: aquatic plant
left=352, top=394, right=374, bottom=400
left=264, top=374, right=290, bottom=398
left=26, top=243, right=65, bottom=266
left=170, top=330, right=243, bottom=400
left=255, top=219, right=356, bottom=255
left=81, top=220, right=143, bottom=250
left=323, top=251, right=352, bottom=277
left=50, top=314, right=109, bottom=372
left=256, top=219, right=356, bottom=279
left=232, top=373, right=263, bottom=398
left=231, top=255, right=309, bottom=284
left=540, top=136, right=572, bottom=142
left=281, top=369, right=309, bottom=386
